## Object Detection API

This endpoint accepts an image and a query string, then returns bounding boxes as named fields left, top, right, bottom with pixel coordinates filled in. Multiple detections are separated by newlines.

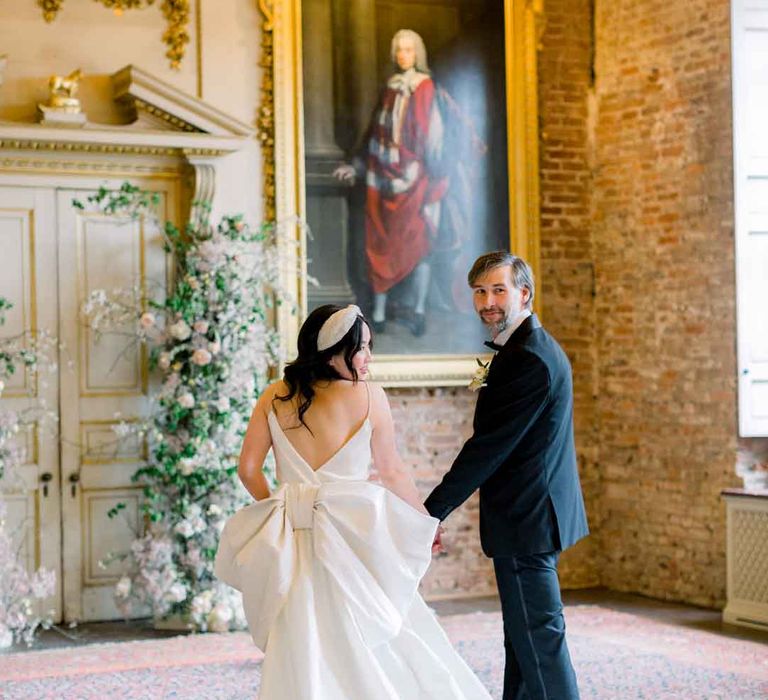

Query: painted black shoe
left=410, top=313, right=426, bottom=337
left=371, top=320, right=386, bottom=334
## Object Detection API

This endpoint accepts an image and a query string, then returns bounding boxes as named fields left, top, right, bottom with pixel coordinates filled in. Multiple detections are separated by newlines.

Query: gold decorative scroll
left=160, top=0, right=190, bottom=70
left=37, top=0, right=191, bottom=70
left=38, top=0, right=64, bottom=22
left=257, top=1, right=276, bottom=221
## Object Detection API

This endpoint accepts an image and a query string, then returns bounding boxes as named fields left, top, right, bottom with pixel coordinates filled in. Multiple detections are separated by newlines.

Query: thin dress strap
left=364, top=380, right=372, bottom=421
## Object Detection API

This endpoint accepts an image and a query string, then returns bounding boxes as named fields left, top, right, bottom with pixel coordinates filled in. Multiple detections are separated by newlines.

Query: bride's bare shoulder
left=256, top=380, right=289, bottom=411
left=367, top=382, right=391, bottom=414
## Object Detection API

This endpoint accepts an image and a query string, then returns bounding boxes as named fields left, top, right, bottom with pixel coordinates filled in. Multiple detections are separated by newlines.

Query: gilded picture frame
left=259, top=0, right=543, bottom=387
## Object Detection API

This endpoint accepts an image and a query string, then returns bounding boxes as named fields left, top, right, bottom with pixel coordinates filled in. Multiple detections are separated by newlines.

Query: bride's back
left=270, top=379, right=370, bottom=471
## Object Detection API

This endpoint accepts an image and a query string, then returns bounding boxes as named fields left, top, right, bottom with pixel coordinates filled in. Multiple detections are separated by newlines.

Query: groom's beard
left=479, top=307, right=509, bottom=336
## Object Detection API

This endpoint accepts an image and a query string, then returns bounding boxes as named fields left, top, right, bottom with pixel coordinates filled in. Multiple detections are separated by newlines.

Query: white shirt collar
left=492, top=309, right=531, bottom=347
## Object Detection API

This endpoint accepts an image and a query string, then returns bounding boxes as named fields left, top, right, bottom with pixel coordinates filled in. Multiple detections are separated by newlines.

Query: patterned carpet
left=1, top=605, right=767, bottom=699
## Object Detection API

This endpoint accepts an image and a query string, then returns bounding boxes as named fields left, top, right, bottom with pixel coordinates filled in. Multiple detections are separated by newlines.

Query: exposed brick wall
left=390, top=389, right=498, bottom=599
left=592, top=0, right=740, bottom=606
left=535, top=0, right=600, bottom=589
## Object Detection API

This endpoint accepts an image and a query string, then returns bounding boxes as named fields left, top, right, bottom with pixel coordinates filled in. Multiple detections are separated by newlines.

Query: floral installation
left=468, top=357, right=491, bottom=392
left=78, top=183, right=293, bottom=631
left=0, top=502, right=56, bottom=649
left=0, top=296, right=58, bottom=648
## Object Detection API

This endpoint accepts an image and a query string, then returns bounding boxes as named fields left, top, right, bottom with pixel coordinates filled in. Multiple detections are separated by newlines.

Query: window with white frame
left=732, top=0, right=768, bottom=437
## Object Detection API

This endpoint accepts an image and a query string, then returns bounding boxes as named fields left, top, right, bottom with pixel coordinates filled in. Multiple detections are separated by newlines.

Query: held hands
left=431, top=524, right=446, bottom=555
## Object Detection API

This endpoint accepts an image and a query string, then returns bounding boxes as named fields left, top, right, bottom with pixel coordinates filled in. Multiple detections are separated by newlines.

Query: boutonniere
left=468, top=358, right=491, bottom=392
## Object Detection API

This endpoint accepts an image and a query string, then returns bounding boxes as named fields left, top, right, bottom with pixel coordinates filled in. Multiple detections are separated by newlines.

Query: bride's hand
left=431, top=525, right=445, bottom=555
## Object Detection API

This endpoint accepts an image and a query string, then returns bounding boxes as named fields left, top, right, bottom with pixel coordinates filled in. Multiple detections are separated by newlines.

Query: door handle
left=40, top=472, right=53, bottom=497
left=69, top=472, right=80, bottom=497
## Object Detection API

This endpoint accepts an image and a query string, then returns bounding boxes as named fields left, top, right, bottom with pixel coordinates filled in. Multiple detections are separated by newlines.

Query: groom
left=425, top=251, right=588, bottom=700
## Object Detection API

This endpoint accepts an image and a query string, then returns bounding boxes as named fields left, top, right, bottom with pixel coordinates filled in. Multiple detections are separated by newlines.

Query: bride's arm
left=369, top=383, right=431, bottom=516
left=237, top=385, right=277, bottom=501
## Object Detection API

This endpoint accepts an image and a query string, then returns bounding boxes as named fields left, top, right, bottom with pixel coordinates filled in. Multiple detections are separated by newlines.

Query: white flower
left=178, top=458, right=195, bottom=476
left=30, top=568, right=56, bottom=599
left=167, top=582, right=187, bottom=603
left=115, top=576, right=132, bottom=598
left=208, top=603, right=233, bottom=633
left=177, top=393, right=195, bottom=409
left=158, top=352, right=171, bottom=371
left=0, top=379, right=5, bottom=396
left=169, top=320, right=192, bottom=341
left=209, top=341, right=221, bottom=354
left=174, top=520, right=196, bottom=538
left=468, top=359, right=491, bottom=392
left=0, top=624, right=13, bottom=649
left=191, top=349, right=212, bottom=366
left=191, top=590, right=214, bottom=618
left=207, top=504, right=222, bottom=517
left=139, top=312, right=156, bottom=329
left=215, top=396, right=230, bottom=412
left=193, top=320, right=209, bottom=334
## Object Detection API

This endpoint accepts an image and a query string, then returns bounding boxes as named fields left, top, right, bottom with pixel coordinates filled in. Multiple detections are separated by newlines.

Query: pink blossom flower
left=158, top=352, right=171, bottom=371
left=169, top=320, right=192, bottom=341
left=192, top=349, right=212, bottom=366
left=177, top=393, right=195, bottom=409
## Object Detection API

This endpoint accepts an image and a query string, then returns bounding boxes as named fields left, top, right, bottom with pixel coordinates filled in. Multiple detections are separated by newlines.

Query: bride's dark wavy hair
left=274, top=304, right=372, bottom=431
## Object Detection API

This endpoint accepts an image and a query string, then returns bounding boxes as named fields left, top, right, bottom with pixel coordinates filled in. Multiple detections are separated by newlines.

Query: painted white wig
left=390, top=29, right=430, bottom=73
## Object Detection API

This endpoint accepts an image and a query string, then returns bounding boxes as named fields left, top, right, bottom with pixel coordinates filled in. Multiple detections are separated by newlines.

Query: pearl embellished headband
left=317, top=305, right=363, bottom=351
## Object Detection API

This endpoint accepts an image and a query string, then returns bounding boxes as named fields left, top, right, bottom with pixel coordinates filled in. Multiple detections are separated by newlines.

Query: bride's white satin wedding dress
left=215, top=409, right=492, bottom=700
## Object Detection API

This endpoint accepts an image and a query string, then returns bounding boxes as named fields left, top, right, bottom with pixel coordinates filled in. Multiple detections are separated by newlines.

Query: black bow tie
left=484, top=340, right=503, bottom=352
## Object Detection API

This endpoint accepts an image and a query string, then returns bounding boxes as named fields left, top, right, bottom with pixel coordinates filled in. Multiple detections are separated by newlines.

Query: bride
left=215, top=304, right=491, bottom=699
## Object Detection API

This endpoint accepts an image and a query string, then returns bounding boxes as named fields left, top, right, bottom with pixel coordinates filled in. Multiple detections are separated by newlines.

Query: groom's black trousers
left=493, top=552, right=579, bottom=700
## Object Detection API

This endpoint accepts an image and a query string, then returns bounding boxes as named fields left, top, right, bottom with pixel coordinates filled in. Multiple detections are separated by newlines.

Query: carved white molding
left=112, top=65, right=254, bottom=138
left=184, top=153, right=217, bottom=221
left=0, top=65, right=254, bottom=212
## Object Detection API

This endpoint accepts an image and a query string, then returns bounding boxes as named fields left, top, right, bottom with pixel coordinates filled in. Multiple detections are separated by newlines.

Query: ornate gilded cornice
left=0, top=155, right=184, bottom=178
left=134, top=99, right=199, bottom=133
left=0, top=138, right=227, bottom=157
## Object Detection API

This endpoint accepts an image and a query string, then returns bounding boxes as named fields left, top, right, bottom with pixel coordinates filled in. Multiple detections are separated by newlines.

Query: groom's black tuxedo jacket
left=425, top=314, right=589, bottom=557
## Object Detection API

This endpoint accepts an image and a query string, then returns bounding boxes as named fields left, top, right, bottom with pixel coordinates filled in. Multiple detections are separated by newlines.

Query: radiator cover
left=723, top=490, right=768, bottom=631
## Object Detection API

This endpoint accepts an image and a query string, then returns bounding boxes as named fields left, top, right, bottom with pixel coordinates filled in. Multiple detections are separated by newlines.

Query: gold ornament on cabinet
left=37, top=0, right=190, bottom=70
left=38, top=68, right=87, bottom=127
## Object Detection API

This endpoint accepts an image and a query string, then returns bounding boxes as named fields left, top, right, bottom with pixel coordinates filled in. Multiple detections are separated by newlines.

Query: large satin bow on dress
left=215, top=481, right=439, bottom=651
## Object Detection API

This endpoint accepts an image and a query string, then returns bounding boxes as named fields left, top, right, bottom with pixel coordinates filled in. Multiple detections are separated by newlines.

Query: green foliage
left=79, top=183, right=286, bottom=627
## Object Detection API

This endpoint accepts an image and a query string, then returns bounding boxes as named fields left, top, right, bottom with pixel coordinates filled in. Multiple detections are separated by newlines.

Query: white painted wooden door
left=57, top=185, right=171, bottom=621
left=0, top=186, right=62, bottom=621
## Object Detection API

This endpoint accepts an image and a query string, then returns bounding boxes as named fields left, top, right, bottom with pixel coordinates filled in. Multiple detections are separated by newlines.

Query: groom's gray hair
left=468, top=251, right=535, bottom=310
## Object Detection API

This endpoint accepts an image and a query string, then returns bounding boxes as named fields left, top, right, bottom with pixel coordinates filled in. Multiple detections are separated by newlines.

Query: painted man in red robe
left=335, top=29, right=448, bottom=337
